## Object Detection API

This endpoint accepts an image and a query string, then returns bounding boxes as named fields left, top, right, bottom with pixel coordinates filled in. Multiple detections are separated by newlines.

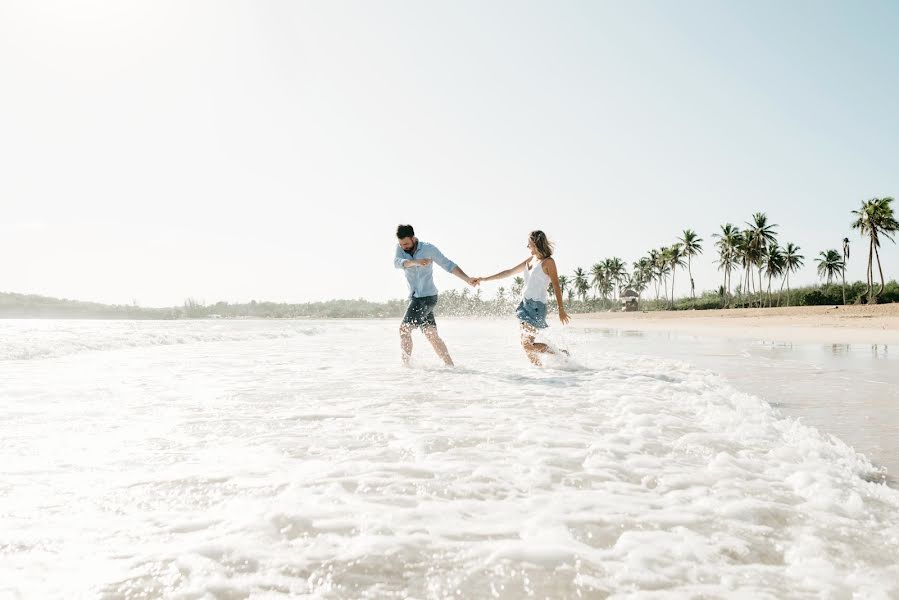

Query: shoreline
left=574, top=304, right=899, bottom=345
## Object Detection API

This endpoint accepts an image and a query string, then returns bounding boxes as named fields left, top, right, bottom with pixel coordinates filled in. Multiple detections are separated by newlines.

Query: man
left=393, top=224, right=477, bottom=366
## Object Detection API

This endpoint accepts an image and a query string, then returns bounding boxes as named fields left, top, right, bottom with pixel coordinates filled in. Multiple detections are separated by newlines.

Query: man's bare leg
left=423, top=326, right=454, bottom=366
left=400, top=324, right=414, bottom=366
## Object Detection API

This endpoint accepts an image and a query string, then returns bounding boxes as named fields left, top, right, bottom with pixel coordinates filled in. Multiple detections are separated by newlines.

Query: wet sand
left=576, top=303, right=899, bottom=345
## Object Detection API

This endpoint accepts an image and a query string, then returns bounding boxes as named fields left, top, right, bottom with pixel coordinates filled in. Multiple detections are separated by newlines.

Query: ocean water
left=579, top=327, right=899, bottom=487
left=2, top=319, right=899, bottom=599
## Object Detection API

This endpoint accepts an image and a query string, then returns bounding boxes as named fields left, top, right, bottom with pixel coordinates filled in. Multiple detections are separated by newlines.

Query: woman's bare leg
left=520, top=323, right=554, bottom=365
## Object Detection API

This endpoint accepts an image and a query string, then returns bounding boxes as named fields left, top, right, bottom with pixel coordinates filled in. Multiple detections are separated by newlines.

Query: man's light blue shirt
left=394, top=240, right=457, bottom=298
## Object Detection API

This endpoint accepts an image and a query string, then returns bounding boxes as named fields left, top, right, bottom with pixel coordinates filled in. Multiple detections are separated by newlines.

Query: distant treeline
left=651, top=279, right=899, bottom=312
left=0, top=292, right=408, bottom=320
left=0, top=292, right=177, bottom=319
left=2, top=282, right=896, bottom=321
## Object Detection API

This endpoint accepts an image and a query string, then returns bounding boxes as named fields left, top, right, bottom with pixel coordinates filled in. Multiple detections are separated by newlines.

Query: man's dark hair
left=396, top=224, right=415, bottom=239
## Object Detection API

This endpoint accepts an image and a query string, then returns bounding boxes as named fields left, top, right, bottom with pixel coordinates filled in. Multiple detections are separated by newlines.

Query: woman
left=475, top=230, right=570, bottom=365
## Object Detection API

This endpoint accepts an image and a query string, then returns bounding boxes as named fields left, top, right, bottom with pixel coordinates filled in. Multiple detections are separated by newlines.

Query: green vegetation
left=3, top=197, right=896, bottom=319
left=851, top=197, right=899, bottom=302
left=0, top=292, right=409, bottom=320
left=4, top=277, right=899, bottom=321
left=0, top=292, right=180, bottom=319
left=558, top=197, right=897, bottom=311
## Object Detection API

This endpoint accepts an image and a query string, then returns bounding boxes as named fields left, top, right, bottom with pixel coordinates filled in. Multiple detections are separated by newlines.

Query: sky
left=2, top=0, right=898, bottom=307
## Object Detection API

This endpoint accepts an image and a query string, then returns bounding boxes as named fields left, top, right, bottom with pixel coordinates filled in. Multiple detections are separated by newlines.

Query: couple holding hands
left=393, top=224, right=570, bottom=367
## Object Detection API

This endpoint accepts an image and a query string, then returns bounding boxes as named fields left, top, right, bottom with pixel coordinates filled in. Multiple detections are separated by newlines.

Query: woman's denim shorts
left=516, top=298, right=548, bottom=329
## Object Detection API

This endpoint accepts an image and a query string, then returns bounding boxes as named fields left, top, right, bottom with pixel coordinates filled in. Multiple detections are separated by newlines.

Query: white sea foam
left=1, top=319, right=897, bottom=599
left=0, top=319, right=325, bottom=361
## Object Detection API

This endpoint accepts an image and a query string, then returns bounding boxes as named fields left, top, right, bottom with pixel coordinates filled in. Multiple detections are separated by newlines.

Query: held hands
left=416, top=258, right=433, bottom=267
left=467, top=277, right=481, bottom=287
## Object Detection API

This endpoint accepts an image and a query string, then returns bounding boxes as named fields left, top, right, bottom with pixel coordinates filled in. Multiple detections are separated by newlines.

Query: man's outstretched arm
left=427, top=245, right=476, bottom=286
left=451, top=265, right=477, bottom=287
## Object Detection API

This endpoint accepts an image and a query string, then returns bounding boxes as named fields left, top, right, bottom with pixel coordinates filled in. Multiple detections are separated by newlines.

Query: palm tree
left=666, top=244, right=687, bottom=308
left=816, top=250, right=845, bottom=286
left=599, top=274, right=614, bottom=301
left=763, top=243, right=785, bottom=307
left=678, top=229, right=703, bottom=308
left=605, top=257, right=627, bottom=299
left=496, top=286, right=506, bottom=305
left=851, top=197, right=898, bottom=302
left=656, top=247, right=672, bottom=303
left=841, top=238, right=850, bottom=305
left=780, top=243, right=804, bottom=307
left=656, top=246, right=671, bottom=304
left=735, top=230, right=756, bottom=303
left=600, top=258, right=614, bottom=299
left=713, top=224, right=740, bottom=307
left=573, top=268, right=590, bottom=302
left=590, top=263, right=606, bottom=301
left=555, top=275, right=572, bottom=303
left=656, top=263, right=671, bottom=303
left=648, top=249, right=663, bottom=300
left=745, top=212, right=778, bottom=307
left=631, top=258, right=652, bottom=299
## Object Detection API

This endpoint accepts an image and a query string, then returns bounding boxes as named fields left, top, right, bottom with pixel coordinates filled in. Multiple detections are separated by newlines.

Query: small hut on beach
left=620, top=288, right=639, bottom=312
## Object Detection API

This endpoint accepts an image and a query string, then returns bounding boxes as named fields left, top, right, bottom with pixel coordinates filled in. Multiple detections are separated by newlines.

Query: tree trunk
left=762, top=268, right=767, bottom=308
left=661, top=278, right=666, bottom=307
left=757, top=268, right=763, bottom=308
left=841, top=266, right=846, bottom=305
left=725, top=267, right=731, bottom=309
left=747, top=266, right=751, bottom=299
left=744, top=266, right=751, bottom=304
left=875, top=243, right=886, bottom=299
left=867, top=237, right=875, bottom=302
left=778, top=269, right=790, bottom=306
left=777, top=271, right=789, bottom=307
left=745, top=266, right=751, bottom=299
left=671, top=268, right=677, bottom=309
left=752, top=271, right=762, bottom=308
left=688, top=256, right=695, bottom=308
left=787, top=272, right=791, bottom=307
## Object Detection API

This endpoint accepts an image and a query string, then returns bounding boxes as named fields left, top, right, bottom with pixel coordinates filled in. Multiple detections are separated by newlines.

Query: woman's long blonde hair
left=530, top=230, right=554, bottom=259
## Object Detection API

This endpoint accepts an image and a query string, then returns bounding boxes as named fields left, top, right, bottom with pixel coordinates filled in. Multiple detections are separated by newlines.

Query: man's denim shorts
left=402, top=295, right=438, bottom=329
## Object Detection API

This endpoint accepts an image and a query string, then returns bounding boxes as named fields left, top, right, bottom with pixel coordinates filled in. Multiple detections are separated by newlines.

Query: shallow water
left=2, top=319, right=899, bottom=599
left=578, top=326, right=899, bottom=487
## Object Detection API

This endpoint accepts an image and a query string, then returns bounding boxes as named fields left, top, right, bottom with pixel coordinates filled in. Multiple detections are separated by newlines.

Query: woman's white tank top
left=521, top=258, right=550, bottom=303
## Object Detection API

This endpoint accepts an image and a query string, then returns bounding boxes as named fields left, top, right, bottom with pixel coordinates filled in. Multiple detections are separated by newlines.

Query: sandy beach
left=576, top=303, right=899, bottom=345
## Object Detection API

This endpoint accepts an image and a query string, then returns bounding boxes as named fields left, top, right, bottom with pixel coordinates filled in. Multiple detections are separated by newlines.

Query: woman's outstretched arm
left=476, top=258, right=530, bottom=284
